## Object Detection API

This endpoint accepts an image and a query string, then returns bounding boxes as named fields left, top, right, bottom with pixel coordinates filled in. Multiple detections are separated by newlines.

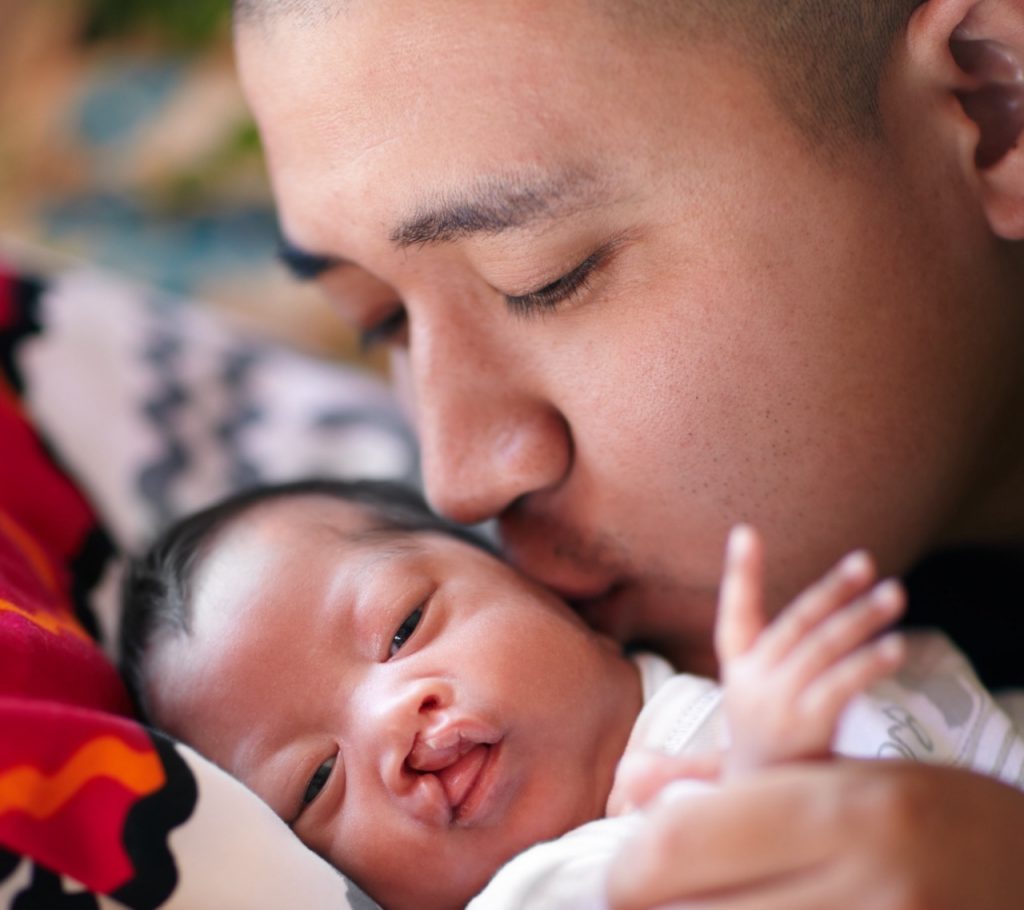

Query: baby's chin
left=362, top=861, right=496, bottom=910
left=360, top=792, right=605, bottom=910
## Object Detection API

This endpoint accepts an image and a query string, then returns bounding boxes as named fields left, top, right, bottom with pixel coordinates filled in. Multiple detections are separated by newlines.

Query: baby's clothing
left=468, top=631, right=1024, bottom=910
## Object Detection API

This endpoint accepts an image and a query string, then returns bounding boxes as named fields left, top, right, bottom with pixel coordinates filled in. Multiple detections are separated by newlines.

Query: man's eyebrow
left=390, top=169, right=601, bottom=249
left=277, top=236, right=349, bottom=281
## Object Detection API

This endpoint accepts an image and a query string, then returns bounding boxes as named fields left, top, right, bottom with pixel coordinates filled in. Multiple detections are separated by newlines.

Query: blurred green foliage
left=80, top=0, right=232, bottom=49
left=158, top=119, right=264, bottom=209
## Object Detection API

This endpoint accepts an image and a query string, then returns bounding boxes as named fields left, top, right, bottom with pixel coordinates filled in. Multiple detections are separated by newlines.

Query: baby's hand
left=716, top=526, right=905, bottom=777
left=607, top=749, right=723, bottom=817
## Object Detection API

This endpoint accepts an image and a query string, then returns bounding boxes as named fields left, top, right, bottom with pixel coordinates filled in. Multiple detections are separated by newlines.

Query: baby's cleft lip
left=439, top=742, right=491, bottom=820
left=405, top=724, right=504, bottom=825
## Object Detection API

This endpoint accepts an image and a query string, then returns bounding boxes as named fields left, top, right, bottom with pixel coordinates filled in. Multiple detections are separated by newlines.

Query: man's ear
left=907, top=0, right=1024, bottom=239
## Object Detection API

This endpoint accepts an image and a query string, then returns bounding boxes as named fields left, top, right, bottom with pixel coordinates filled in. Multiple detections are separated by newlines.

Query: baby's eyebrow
left=317, top=521, right=423, bottom=556
left=389, top=167, right=603, bottom=249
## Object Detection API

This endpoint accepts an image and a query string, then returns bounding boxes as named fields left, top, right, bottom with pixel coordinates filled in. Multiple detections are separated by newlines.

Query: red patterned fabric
left=0, top=263, right=166, bottom=900
left=0, top=262, right=368, bottom=909
left=0, top=700, right=164, bottom=893
left=0, top=285, right=131, bottom=714
left=0, top=271, right=11, bottom=326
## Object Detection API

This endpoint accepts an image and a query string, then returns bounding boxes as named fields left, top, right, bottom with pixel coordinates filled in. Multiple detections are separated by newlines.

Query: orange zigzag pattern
left=0, top=510, right=60, bottom=598
left=0, top=735, right=165, bottom=820
left=0, top=596, right=90, bottom=642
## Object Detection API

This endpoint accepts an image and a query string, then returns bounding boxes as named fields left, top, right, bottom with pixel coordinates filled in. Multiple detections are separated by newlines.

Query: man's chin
left=569, top=582, right=636, bottom=643
left=497, top=516, right=720, bottom=667
left=606, top=585, right=721, bottom=675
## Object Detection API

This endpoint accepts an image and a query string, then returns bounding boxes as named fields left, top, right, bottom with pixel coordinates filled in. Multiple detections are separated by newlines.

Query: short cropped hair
left=119, top=478, right=491, bottom=719
left=232, top=0, right=926, bottom=144
left=696, top=0, right=926, bottom=141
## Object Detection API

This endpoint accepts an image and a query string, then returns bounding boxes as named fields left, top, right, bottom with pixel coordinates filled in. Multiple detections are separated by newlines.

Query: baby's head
left=121, top=479, right=640, bottom=910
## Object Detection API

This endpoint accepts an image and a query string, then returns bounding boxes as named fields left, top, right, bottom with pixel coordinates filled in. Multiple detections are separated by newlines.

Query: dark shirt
left=903, top=547, right=1024, bottom=690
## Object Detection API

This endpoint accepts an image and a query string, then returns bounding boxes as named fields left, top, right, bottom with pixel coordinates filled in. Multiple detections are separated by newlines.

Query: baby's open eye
left=303, top=756, right=335, bottom=807
left=389, top=607, right=423, bottom=657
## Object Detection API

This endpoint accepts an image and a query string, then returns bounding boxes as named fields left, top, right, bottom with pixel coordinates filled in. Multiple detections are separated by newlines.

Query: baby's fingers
left=754, top=550, right=877, bottom=667
left=799, top=632, right=906, bottom=725
left=715, top=525, right=766, bottom=664
left=784, top=580, right=906, bottom=694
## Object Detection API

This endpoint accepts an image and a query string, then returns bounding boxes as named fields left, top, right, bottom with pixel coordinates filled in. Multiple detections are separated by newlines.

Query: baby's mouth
left=406, top=730, right=499, bottom=822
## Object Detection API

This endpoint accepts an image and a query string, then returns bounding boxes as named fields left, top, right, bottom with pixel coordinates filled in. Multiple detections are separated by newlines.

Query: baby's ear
left=906, top=0, right=1024, bottom=238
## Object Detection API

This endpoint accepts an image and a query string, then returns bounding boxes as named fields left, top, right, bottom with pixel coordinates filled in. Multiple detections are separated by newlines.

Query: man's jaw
left=566, top=582, right=638, bottom=643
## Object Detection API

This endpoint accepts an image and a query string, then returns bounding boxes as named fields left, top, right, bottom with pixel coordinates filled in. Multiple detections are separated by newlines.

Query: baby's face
left=148, top=495, right=640, bottom=909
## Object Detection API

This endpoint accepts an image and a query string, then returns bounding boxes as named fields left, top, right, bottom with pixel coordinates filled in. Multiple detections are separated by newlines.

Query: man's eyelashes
left=359, top=307, right=408, bottom=352
left=503, top=248, right=604, bottom=318
left=357, top=246, right=611, bottom=350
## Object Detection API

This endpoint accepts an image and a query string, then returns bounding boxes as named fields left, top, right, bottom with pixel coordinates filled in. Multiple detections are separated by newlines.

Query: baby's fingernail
left=878, top=632, right=905, bottom=662
left=728, top=524, right=755, bottom=556
left=871, top=579, right=905, bottom=610
left=840, top=550, right=873, bottom=578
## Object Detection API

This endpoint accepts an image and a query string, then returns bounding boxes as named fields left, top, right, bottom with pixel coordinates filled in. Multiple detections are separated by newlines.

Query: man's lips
left=498, top=525, right=621, bottom=600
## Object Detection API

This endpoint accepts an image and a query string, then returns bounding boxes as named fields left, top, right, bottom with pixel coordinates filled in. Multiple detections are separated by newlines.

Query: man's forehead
left=237, top=0, right=675, bottom=262
left=233, top=0, right=353, bottom=31
left=236, top=0, right=602, bottom=33
left=236, top=0, right=631, bottom=163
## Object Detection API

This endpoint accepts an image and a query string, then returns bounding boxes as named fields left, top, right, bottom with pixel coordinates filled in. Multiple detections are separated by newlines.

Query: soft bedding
left=0, top=259, right=401, bottom=908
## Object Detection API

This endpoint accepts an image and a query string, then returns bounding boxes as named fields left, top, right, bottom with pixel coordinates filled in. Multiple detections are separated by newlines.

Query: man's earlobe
left=908, top=0, right=1024, bottom=238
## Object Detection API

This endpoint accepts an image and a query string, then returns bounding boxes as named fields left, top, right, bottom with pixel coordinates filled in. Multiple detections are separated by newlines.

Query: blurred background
left=0, top=0, right=375, bottom=365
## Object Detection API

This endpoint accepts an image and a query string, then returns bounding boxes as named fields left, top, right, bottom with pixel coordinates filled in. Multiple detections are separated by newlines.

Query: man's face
left=150, top=496, right=639, bottom=910
left=237, top=1, right=1013, bottom=671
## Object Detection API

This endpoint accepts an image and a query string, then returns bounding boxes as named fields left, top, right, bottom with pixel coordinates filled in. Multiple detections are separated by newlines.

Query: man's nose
left=403, top=311, right=572, bottom=526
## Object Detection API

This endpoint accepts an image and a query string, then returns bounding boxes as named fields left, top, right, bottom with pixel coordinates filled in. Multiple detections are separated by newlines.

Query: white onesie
left=468, top=631, right=1024, bottom=910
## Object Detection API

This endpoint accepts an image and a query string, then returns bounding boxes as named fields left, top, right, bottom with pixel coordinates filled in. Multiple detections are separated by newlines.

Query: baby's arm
left=717, top=525, right=905, bottom=776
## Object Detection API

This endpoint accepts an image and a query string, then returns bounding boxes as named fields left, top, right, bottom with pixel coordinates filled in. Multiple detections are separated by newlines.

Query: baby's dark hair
left=119, top=478, right=492, bottom=720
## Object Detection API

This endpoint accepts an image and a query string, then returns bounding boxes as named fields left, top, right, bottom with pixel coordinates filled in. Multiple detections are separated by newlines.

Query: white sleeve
left=835, top=631, right=1024, bottom=789
left=467, top=781, right=716, bottom=910
left=466, top=815, right=643, bottom=910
